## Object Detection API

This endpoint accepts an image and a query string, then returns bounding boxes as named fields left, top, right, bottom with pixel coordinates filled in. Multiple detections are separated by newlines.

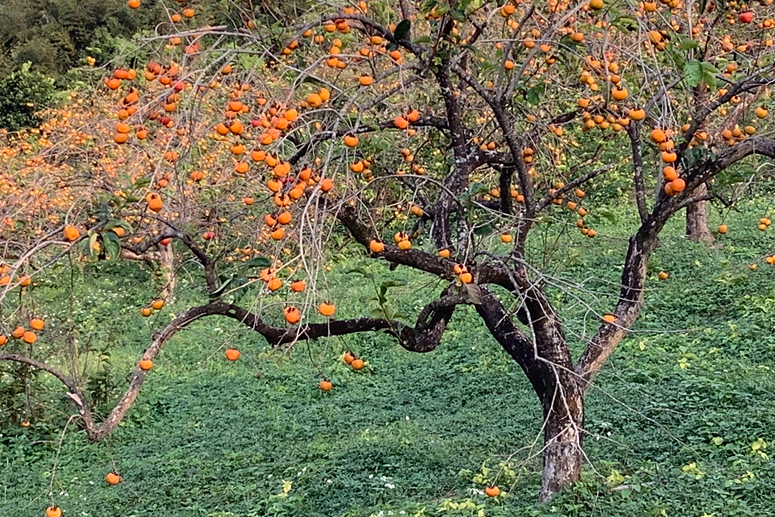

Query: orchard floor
left=2, top=198, right=775, bottom=517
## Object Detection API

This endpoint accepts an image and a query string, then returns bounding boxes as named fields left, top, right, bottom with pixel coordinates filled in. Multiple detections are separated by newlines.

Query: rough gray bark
left=685, top=184, right=713, bottom=243
left=540, top=379, right=584, bottom=502
left=159, top=243, right=176, bottom=301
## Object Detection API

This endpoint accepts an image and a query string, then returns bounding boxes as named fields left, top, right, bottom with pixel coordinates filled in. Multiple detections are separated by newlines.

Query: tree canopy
left=1, top=0, right=775, bottom=510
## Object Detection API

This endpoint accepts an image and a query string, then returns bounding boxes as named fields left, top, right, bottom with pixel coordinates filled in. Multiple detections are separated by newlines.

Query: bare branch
left=626, top=124, right=649, bottom=223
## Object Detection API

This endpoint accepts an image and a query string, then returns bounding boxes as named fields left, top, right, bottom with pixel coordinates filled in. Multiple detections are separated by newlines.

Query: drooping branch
left=2, top=280, right=473, bottom=443
left=0, top=353, right=97, bottom=433
left=288, top=115, right=449, bottom=165
left=124, top=226, right=217, bottom=293
left=292, top=13, right=427, bottom=62
left=86, top=302, right=219, bottom=441
left=702, top=137, right=775, bottom=174
left=336, top=204, right=517, bottom=289
left=525, top=109, right=579, bottom=143
left=674, top=190, right=716, bottom=210
left=661, top=137, right=775, bottom=215
left=209, top=292, right=463, bottom=351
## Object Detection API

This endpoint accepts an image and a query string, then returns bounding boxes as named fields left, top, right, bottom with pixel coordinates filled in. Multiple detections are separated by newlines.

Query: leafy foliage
left=0, top=0, right=162, bottom=77
left=0, top=64, right=55, bottom=131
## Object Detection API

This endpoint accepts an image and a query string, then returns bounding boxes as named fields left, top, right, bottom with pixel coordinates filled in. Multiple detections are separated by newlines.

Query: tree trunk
left=159, top=243, right=176, bottom=301
left=540, top=375, right=584, bottom=502
left=476, top=284, right=586, bottom=501
left=686, top=186, right=713, bottom=243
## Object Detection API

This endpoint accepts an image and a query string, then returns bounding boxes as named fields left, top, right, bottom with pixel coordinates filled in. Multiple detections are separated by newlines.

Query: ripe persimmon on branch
left=1, top=0, right=774, bottom=504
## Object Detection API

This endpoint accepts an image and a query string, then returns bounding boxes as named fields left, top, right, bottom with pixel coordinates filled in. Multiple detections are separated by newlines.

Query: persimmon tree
left=1, top=0, right=775, bottom=504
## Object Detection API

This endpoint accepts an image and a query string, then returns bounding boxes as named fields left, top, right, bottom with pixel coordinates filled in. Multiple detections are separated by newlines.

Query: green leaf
left=105, top=219, right=133, bottom=233
left=464, top=283, right=482, bottom=305
left=102, top=231, right=121, bottom=261
left=379, top=279, right=407, bottom=301
left=78, top=238, right=91, bottom=258
left=372, top=137, right=391, bottom=152
left=209, top=274, right=236, bottom=299
left=468, top=182, right=489, bottom=197
left=682, top=146, right=715, bottom=169
left=595, top=208, right=617, bottom=224
left=560, top=34, right=582, bottom=48
left=679, top=38, right=700, bottom=50
left=421, top=0, right=438, bottom=15
left=683, top=61, right=703, bottom=87
left=243, top=256, right=271, bottom=269
left=229, top=277, right=250, bottom=291
left=346, top=267, right=375, bottom=280
left=675, top=34, right=699, bottom=51
left=87, top=231, right=100, bottom=258
left=610, top=15, right=638, bottom=31
left=394, top=19, right=411, bottom=43
left=299, top=76, right=326, bottom=86
left=133, top=176, right=151, bottom=188
left=525, top=84, right=544, bottom=106
left=665, top=45, right=686, bottom=70
left=380, top=280, right=408, bottom=289
left=701, top=62, right=719, bottom=89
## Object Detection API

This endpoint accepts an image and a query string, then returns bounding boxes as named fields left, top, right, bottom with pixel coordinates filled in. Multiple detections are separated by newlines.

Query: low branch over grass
left=0, top=282, right=476, bottom=441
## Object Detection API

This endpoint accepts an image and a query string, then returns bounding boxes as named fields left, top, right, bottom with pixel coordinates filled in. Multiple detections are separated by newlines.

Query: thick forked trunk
left=685, top=185, right=713, bottom=242
left=475, top=286, right=585, bottom=501
left=540, top=376, right=584, bottom=501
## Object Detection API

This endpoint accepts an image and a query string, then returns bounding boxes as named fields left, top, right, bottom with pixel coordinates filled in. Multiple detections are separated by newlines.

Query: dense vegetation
left=3, top=201, right=775, bottom=516
left=0, top=0, right=160, bottom=77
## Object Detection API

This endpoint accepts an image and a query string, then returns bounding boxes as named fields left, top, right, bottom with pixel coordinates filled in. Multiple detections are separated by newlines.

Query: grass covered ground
left=2, top=198, right=775, bottom=517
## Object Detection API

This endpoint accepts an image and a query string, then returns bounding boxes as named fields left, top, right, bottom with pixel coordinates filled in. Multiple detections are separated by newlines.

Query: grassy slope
left=2, top=198, right=775, bottom=517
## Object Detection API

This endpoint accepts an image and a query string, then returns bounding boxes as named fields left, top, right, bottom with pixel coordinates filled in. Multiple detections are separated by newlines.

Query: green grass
left=2, top=198, right=775, bottom=516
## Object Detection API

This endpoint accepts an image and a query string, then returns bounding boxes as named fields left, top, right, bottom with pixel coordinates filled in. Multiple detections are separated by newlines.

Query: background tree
left=0, top=64, right=56, bottom=131
left=0, top=0, right=161, bottom=75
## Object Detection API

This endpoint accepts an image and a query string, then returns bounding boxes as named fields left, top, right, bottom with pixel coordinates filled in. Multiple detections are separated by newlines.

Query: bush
left=0, top=64, right=55, bottom=131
